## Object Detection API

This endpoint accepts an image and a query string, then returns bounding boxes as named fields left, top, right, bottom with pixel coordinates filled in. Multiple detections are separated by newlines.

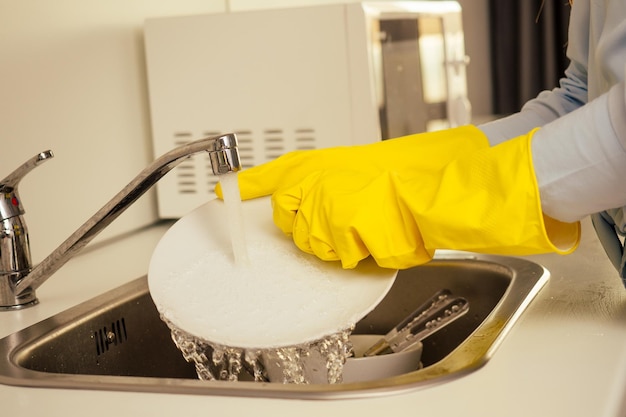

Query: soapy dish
left=148, top=196, right=398, bottom=349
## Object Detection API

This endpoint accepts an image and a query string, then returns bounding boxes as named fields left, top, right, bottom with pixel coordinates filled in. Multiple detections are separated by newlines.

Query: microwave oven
left=144, top=1, right=470, bottom=218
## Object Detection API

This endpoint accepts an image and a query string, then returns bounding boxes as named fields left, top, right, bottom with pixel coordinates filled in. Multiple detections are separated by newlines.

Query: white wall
left=0, top=0, right=492, bottom=264
left=0, top=1, right=226, bottom=261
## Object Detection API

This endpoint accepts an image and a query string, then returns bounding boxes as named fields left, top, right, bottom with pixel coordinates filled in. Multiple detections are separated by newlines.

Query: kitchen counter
left=1, top=218, right=625, bottom=417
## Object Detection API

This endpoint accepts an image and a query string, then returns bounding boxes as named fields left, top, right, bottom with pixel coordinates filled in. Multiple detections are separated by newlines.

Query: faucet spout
left=2, top=133, right=240, bottom=309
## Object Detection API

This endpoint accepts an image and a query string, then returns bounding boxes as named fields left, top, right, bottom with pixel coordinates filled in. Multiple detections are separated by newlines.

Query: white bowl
left=343, top=335, right=422, bottom=383
left=263, top=334, right=422, bottom=384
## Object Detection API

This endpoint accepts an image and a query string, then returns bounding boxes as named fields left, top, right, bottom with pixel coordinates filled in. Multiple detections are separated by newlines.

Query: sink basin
left=0, top=251, right=548, bottom=399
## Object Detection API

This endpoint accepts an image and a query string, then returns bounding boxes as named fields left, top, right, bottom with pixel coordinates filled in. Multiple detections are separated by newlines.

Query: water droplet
left=164, top=315, right=354, bottom=384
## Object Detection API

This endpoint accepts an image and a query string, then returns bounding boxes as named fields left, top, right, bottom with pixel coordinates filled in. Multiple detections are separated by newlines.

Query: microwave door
left=377, top=17, right=449, bottom=138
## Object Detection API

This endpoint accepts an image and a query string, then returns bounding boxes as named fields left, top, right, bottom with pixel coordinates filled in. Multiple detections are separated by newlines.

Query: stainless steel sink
left=0, top=251, right=548, bottom=399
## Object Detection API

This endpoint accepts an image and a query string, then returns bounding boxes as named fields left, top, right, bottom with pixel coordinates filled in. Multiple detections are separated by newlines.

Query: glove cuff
left=418, top=129, right=580, bottom=256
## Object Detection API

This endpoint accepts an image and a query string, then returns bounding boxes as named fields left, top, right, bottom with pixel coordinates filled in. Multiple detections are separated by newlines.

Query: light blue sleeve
left=478, top=0, right=626, bottom=224
left=476, top=0, right=626, bottom=280
left=531, top=82, right=626, bottom=222
left=479, top=59, right=589, bottom=145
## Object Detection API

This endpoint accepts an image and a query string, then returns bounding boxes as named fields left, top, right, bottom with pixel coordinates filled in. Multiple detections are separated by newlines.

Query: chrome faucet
left=0, top=133, right=241, bottom=310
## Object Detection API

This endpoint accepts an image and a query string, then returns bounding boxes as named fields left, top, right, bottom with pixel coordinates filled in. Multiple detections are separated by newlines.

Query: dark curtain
left=489, top=0, right=571, bottom=114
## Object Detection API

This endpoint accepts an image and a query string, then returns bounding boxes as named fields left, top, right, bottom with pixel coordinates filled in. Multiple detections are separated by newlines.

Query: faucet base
left=0, top=274, right=38, bottom=310
left=0, top=298, right=39, bottom=311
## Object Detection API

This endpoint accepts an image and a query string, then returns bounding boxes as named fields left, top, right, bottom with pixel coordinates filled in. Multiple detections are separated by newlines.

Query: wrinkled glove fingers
left=272, top=171, right=371, bottom=269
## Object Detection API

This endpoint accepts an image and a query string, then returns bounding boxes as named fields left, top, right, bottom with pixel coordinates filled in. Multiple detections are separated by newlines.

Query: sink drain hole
left=95, top=318, right=128, bottom=356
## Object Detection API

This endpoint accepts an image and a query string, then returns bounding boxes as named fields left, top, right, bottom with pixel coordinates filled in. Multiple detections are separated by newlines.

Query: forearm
left=532, top=81, right=626, bottom=222
left=478, top=110, right=556, bottom=146
left=479, top=60, right=589, bottom=146
left=478, top=83, right=588, bottom=146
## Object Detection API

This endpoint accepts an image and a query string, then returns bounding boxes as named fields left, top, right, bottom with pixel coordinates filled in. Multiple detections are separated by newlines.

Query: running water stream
left=162, top=172, right=354, bottom=383
left=218, top=172, right=250, bottom=266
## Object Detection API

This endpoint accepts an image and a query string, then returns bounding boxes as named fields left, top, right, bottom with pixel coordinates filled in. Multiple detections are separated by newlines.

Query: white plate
left=148, top=196, right=397, bottom=349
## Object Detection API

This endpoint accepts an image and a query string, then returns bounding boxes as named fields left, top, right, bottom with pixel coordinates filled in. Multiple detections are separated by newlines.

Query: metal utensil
left=364, top=290, right=469, bottom=356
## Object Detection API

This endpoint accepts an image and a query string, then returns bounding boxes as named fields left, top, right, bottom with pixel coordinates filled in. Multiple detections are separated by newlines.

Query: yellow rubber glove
left=270, top=129, right=581, bottom=269
left=216, top=125, right=489, bottom=200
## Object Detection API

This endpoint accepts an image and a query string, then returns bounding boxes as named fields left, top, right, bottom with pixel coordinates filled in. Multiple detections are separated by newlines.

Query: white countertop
left=2, top=218, right=626, bottom=417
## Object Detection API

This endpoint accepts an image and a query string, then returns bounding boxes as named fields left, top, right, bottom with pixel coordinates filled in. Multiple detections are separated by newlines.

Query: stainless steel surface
left=400, top=296, right=468, bottom=352
left=0, top=134, right=241, bottom=310
left=207, top=133, right=242, bottom=175
left=0, top=251, right=549, bottom=399
left=0, top=151, right=54, bottom=310
left=375, top=296, right=469, bottom=356
left=364, top=289, right=461, bottom=356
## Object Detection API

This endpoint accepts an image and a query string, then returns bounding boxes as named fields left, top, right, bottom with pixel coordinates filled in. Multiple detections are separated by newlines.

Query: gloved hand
left=218, top=126, right=581, bottom=269
left=270, top=129, right=580, bottom=268
left=216, top=125, right=489, bottom=200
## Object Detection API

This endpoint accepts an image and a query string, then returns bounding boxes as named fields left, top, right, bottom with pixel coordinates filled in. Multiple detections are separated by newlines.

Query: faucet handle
left=0, top=150, right=53, bottom=221
left=0, top=150, right=53, bottom=309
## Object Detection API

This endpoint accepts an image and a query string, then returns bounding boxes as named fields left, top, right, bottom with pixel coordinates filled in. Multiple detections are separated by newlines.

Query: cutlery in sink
left=363, top=289, right=469, bottom=356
